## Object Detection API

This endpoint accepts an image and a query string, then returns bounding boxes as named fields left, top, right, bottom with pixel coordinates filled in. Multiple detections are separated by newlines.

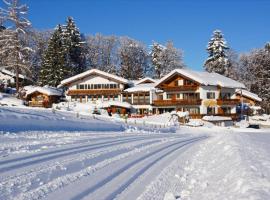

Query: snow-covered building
left=0, top=68, right=32, bottom=86
left=59, top=68, right=249, bottom=119
left=152, top=69, right=245, bottom=120
left=59, top=69, right=131, bottom=114
left=235, top=89, right=262, bottom=106
left=22, top=86, right=63, bottom=108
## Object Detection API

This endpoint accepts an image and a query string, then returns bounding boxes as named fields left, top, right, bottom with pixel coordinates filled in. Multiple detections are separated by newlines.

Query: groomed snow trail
left=0, top=131, right=206, bottom=200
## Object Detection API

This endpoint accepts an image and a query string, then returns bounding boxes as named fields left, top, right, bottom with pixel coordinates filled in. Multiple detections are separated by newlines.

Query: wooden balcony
left=153, top=99, right=202, bottom=106
left=67, top=89, right=122, bottom=96
left=217, top=99, right=240, bottom=105
left=160, top=85, right=198, bottom=91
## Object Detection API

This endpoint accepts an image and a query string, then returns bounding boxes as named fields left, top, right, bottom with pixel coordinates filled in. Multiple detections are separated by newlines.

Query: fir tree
left=151, top=42, right=164, bottom=78
left=39, top=25, right=69, bottom=87
left=119, top=37, right=147, bottom=79
left=204, top=30, right=230, bottom=75
left=62, top=17, right=86, bottom=76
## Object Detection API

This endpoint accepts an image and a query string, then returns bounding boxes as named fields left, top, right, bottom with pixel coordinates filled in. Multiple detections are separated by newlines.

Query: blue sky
left=2, top=0, right=270, bottom=70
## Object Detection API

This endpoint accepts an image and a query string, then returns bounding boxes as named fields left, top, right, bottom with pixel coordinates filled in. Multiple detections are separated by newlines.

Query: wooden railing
left=153, top=99, right=202, bottom=106
left=67, top=89, right=122, bottom=95
left=189, top=113, right=239, bottom=120
left=160, top=85, right=198, bottom=91
left=29, top=101, right=44, bottom=107
left=217, top=99, right=240, bottom=105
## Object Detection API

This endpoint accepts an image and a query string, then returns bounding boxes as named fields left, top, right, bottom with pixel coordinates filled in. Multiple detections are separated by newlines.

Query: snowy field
left=1, top=105, right=270, bottom=200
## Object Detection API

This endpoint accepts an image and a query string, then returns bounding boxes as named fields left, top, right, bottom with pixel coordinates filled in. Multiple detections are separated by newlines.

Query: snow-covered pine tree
left=119, top=37, right=147, bottom=79
left=204, top=30, right=230, bottom=75
left=39, top=25, right=69, bottom=87
left=0, top=0, right=32, bottom=91
left=151, top=42, right=164, bottom=78
left=239, top=42, right=270, bottom=113
left=62, top=17, right=86, bottom=76
left=162, top=41, right=184, bottom=75
left=151, top=41, right=184, bottom=78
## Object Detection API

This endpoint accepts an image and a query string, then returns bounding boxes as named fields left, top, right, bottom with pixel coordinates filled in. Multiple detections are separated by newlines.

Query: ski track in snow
left=0, top=130, right=206, bottom=200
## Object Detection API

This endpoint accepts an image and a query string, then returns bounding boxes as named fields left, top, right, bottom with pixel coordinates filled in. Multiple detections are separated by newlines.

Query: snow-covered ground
left=1, top=101, right=270, bottom=200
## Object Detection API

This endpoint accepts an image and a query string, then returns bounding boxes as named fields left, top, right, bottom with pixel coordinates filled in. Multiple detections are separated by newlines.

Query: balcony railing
left=160, top=85, right=198, bottom=91
left=67, top=89, right=122, bottom=95
left=217, top=99, right=240, bottom=105
left=153, top=99, right=202, bottom=106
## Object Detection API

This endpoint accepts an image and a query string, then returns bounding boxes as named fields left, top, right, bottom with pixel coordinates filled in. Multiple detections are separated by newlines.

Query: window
left=184, top=79, right=194, bottom=85
left=176, top=93, right=181, bottom=99
left=207, top=107, right=215, bottom=115
left=220, top=93, right=231, bottom=99
left=166, top=94, right=172, bottom=99
left=185, top=107, right=200, bottom=114
left=76, top=84, right=79, bottom=89
left=207, top=92, right=215, bottom=99
left=79, top=84, right=84, bottom=89
left=223, top=107, right=231, bottom=114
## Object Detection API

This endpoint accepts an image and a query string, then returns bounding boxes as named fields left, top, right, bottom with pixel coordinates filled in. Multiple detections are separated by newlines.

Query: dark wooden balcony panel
left=67, top=89, right=122, bottom=95
left=153, top=99, right=202, bottom=106
left=160, top=85, right=198, bottom=91
left=217, top=99, right=240, bottom=105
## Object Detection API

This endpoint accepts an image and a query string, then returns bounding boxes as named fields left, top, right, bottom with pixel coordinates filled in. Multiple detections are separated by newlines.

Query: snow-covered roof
left=134, top=77, right=157, bottom=85
left=58, top=69, right=129, bottom=87
left=202, top=116, right=232, bottom=121
left=155, top=69, right=245, bottom=89
left=0, top=68, right=31, bottom=81
left=98, top=101, right=131, bottom=109
left=236, top=89, right=262, bottom=102
left=124, top=83, right=162, bottom=93
left=24, top=85, right=63, bottom=97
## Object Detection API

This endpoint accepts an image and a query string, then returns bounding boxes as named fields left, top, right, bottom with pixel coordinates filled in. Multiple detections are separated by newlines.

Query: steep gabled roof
left=236, top=89, right=262, bottom=102
left=134, top=77, right=157, bottom=85
left=24, top=86, right=63, bottom=97
left=58, top=69, right=129, bottom=87
left=155, top=68, right=245, bottom=89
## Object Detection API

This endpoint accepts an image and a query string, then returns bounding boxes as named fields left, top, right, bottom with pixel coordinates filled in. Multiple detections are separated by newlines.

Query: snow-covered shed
left=23, top=86, right=63, bottom=108
left=202, top=115, right=233, bottom=127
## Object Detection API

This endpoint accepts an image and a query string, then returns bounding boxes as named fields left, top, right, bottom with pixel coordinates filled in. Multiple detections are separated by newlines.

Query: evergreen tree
left=39, top=25, right=69, bottom=87
left=204, top=30, right=230, bottom=75
left=62, top=17, right=86, bottom=76
left=119, top=37, right=147, bottom=79
left=151, top=42, right=164, bottom=78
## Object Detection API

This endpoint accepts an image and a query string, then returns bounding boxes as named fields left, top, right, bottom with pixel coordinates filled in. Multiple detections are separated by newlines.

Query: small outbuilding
left=23, top=86, right=63, bottom=108
left=202, top=115, right=233, bottom=127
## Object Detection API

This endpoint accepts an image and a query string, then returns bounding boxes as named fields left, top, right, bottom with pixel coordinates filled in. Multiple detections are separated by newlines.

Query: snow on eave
left=202, top=115, right=232, bottom=121
left=236, top=89, right=262, bottom=102
left=98, top=101, right=132, bottom=109
left=154, top=68, right=245, bottom=89
left=124, top=83, right=157, bottom=93
left=58, top=69, right=129, bottom=88
left=135, top=77, right=157, bottom=85
left=0, top=68, right=32, bottom=81
left=25, top=86, right=63, bottom=97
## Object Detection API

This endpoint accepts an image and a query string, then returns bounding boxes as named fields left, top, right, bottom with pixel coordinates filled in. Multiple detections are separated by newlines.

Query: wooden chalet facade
left=23, top=86, right=62, bottom=108
left=59, top=68, right=250, bottom=120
